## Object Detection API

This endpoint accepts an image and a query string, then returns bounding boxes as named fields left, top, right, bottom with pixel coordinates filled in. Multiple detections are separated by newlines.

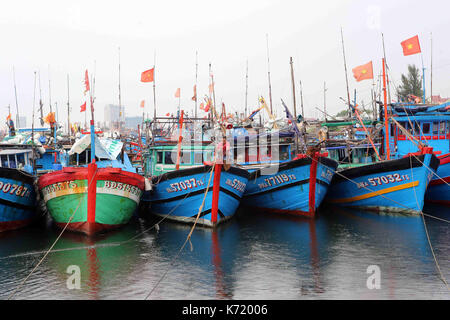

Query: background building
left=104, top=104, right=121, bottom=130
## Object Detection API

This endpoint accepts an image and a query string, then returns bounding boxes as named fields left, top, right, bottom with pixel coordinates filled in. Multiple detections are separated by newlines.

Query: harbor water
left=1, top=204, right=449, bottom=300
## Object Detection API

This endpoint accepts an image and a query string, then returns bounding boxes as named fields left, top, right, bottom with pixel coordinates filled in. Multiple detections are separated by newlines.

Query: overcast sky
left=0, top=0, right=449, bottom=128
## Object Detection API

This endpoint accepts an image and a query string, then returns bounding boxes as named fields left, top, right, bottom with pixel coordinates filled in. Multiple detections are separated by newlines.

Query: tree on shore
left=397, top=64, right=422, bottom=101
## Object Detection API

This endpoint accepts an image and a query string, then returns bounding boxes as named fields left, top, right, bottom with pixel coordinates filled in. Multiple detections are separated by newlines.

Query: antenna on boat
left=382, top=58, right=390, bottom=160
left=12, top=67, right=20, bottom=127
left=266, top=34, right=273, bottom=114
left=153, top=50, right=157, bottom=121
left=340, top=27, right=352, bottom=118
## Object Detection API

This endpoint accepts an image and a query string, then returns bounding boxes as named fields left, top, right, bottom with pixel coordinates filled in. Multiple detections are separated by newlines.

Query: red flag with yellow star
left=352, top=61, right=373, bottom=82
left=141, top=68, right=154, bottom=82
left=401, top=35, right=421, bottom=56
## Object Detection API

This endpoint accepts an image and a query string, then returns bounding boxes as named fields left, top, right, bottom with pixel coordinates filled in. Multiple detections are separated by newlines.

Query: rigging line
left=409, top=157, right=449, bottom=289
left=8, top=168, right=99, bottom=300
left=144, top=162, right=216, bottom=300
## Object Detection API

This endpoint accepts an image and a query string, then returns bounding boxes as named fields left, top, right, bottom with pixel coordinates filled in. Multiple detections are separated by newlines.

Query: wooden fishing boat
left=0, top=146, right=38, bottom=232
left=38, top=160, right=144, bottom=235
left=243, top=151, right=338, bottom=217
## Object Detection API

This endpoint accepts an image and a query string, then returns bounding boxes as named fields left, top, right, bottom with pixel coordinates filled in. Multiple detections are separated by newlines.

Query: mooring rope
left=144, top=162, right=216, bottom=300
left=409, top=157, right=449, bottom=288
left=8, top=167, right=99, bottom=300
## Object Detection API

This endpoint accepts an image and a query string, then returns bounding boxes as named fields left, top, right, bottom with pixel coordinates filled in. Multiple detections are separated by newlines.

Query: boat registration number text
left=357, top=174, right=410, bottom=189
left=167, top=178, right=205, bottom=193
left=0, top=181, right=31, bottom=198
left=226, top=179, right=246, bottom=192
left=258, top=173, right=296, bottom=189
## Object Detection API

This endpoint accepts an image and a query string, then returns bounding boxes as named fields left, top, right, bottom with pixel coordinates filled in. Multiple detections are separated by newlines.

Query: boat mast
left=430, top=32, right=433, bottom=101
left=67, top=74, right=70, bottom=137
left=245, top=59, right=249, bottom=118
left=118, top=47, right=122, bottom=132
left=299, top=80, right=304, bottom=119
left=381, top=33, right=392, bottom=104
left=323, top=81, right=327, bottom=122
left=195, top=51, right=198, bottom=118
left=38, top=71, right=44, bottom=126
left=266, top=34, right=273, bottom=114
left=289, top=57, right=297, bottom=119
left=32, top=71, right=37, bottom=171
left=12, top=67, right=20, bottom=127
left=48, top=65, right=52, bottom=113
left=153, top=51, right=157, bottom=121
left=382, top=58, right=390, bottom=160
left=89, top=69, right=96, bottom=163
left=340, top=27, right=352, bottom=118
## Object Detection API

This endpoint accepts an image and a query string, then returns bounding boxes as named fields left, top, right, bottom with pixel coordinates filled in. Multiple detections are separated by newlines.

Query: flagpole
left=430, top=32, right=433, bottom=102
left=32, top=71, right=37, bottom=172
left=48, top=65, right=52, bottom=113
left=89, top=69, right=96, bottom=163
left=289, top=57, right=297, bottom=119
left=381, top=33, right=392, bottom=104
left=421, top=54, right=426, bottom=104
left=38, top=71, right=44, bottom=126
left=266, top=34, right=273, bottom=114
left=12, top=67, right=20, bottom=128
left=340, top=27, right=352, bottom=118
left=382, top=58, right=390, bottom=160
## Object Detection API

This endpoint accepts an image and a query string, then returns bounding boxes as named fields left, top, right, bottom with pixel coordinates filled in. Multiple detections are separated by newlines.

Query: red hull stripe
left=38, top=167, right=145, bottom=190
left=55, top=221, right=123, bottom=236
left=429, top=175, right=450, bottom=186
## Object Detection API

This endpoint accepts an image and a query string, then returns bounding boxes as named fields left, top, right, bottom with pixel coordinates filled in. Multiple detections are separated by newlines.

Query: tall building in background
left=18, top=116, right=27, bottom=128
left=104, top=104, right=121, bottom=130
left=125, top=116, right=142, bottom=129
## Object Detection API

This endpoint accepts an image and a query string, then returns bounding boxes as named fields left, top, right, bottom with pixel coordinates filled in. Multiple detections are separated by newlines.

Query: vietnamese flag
left=6, top=113, right=11, bottom=121
left=140, top=100, right=145, bottom=108
left=192, top=85, right=197, bottom=101
left=401, top=35, right=421, bottom=56
left=175, top=88, right=180, bottom=98
left=141, top=68, right=154, bottom=82
left=352, top=61, right=373, bottom=82
left=84, top=70, right=90, bottom=94
left=80, top=102, right=86, bottom=112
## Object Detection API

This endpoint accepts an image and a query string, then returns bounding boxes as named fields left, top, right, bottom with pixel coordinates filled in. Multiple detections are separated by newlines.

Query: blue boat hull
left=242, top=156, right=338, bottom=217
left=144, top=165, right=250, bottom=227
left=325, top=154, right=439, bottom=214
left=425, top=153, right=450, bottom=205
left=0, top=167, right=38, bottom=232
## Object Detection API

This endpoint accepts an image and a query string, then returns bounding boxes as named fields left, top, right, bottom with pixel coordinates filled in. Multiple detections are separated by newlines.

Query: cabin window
left=164, top=152, right=175, bottom=164
left=279, top=145, right=289, bottom=161
left=194, top=152, right=203, bottom=164
left=422, top=123, right=431, bottom=134
left=156, top=151, right=163, bottom=164
left=439, top=121, right=446, bottom=134
left=204, top=152, right=213, bottom=162
left=433, top=122, right=439, bottom=135
left=1, top=155, right=8, bottom=167
left=390, top=124, right=395, bottom=136
left=414, top=122, right=421, bottom=135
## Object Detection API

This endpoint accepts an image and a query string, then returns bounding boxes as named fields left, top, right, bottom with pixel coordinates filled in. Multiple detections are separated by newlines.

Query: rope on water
left=8, top=168, right=99, bottom=300
left=144, top=162, right=216, bottom=300
left=409, top=157, right=449, bottom=289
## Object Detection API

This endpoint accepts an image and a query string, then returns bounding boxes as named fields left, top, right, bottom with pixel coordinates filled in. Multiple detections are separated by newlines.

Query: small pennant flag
left=141, top=68, right=155, bottom=82
left=204, top=99, right=211, bottom=112
left=166, top=112, right=170, bottom=116
left=80, top=102, right=86, bottom=112
left=208, top=82, right=214, bottom=94
left=140, top=100, right=145, bottom=108
left=200, top=102, right=205, bottom=110
left=84, top=70, right=90, bottom=94
left=192, top=85, right=197, bottom=101
left=44, top=112, right=55, bottom=124
left=6, top=113, right=11, bottom=121
left=175, top=88, right=180, bottom=98
left=401, top=35, right=421, bottom=56
left=352, top=61, right=373, bottom=82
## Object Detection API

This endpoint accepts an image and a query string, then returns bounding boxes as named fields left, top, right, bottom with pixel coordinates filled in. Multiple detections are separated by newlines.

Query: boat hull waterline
left=38, top=162, right=145, bottom=235
left=326, top=153, right=439, bottom=215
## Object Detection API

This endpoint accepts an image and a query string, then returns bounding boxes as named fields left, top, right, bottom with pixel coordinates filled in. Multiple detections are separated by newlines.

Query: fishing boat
left=389, top=101, right=450, bottom=206
left=38, top=133, right=146, bottom=235
left=0, top=145, right=38, bottom=231
left=143, top=112, right=249, bottom=227
left=240, top=99, right=338, bottom=218
left=38, top=71, right=146, bottom=235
